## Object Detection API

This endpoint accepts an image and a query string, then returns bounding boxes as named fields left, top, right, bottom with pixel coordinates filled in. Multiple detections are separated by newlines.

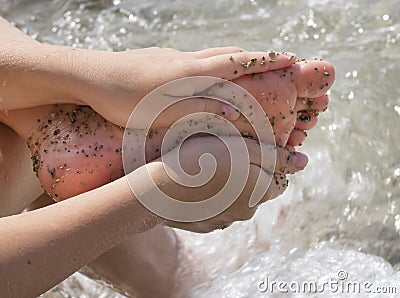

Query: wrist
left=0, top=40, right=84, bottom=108
left=58, top=47, right=119, bottom=107
left=124, top=163, right=168, bottom=232
left=34, top=42, right=86, bottom=105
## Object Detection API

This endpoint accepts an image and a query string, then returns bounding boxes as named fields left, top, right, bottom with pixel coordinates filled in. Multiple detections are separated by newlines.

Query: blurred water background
left=1, top=0, right=399, bottom=297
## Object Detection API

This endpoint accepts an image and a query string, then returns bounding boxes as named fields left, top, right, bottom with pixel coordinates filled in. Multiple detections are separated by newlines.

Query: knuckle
left=259, top=143, right=277, bottom=171
left=178, top=59, right=199, bottom=76
left=232, top=51, right=249, bottom=62
left=276, top=148, right=290, bottom=172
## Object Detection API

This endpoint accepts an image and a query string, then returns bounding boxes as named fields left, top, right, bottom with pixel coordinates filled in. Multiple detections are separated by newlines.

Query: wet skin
left=0, top=59, right=334, bottom=201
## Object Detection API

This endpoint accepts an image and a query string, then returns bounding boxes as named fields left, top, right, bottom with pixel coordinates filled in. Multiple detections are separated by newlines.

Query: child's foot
left=231, top=59, right=333, bottom=147
left=0, top=60, right=334, bottom=201
left=287, top=93, right=329, bottom=148
left=1, top=105, right=126, bottom=201
left=0, top=59, right=334, bottom=298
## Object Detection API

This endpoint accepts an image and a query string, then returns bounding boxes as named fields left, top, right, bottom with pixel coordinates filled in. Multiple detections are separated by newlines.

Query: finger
left=259, top=173, right=288, bottom=204
left=191, top=164, right=273, bottom=223
left=274, top=147, right=308, bottom=174
left=235, top=163, right=267, bottom=219
left=287, top=129, right=307, bottom=147
left=295, top=112, right=318, bottom=130
left=167, top=162, right=289, bottom=230
left=183, top=137, right=307, bottom=176
left=199, top=51, right=296, bottom=80
left=244, top=139, right=308, bottom=173
left=295, top=94, right=329, bottom=112
left=250, top=170, right=289, bottom=207
left=192, top=46, right=245, bottom=58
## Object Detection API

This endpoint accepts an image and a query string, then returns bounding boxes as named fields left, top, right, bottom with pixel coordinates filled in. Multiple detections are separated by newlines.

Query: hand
left=138, top=136, right=307, bottom=233
left=70, top=47, right=296, bottom=127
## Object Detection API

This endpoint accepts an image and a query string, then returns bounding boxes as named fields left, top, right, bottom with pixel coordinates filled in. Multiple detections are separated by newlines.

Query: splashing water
left=1, top=0, right=400, bottom=297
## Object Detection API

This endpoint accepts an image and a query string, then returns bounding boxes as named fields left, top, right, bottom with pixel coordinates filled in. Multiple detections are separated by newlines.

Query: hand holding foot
left=0, top=14, right=337, bottom=298
left=65, top=47, right=298, bottom=127
left=212, top=59, right=334, bottom=147
left=0, top=39, right=296, bottom=127
left=0, top=58, right=334, bottom=202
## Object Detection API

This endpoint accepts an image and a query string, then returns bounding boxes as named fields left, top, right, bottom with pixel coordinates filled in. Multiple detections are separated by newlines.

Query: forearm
left=0, top=40, right=86, bottom=110
left=0, top=175, right=160, bottom=297
left=0, top=16, right=85, bottom=109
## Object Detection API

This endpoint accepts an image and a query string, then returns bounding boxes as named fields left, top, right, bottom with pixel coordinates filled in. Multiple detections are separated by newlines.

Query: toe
left=282, top=60, right=335, bottom=98
left=287, top=129, right=307, bottom=147
left=295, top=112, right=318, bottom=130
left=295, top=94, right=329, bottom=112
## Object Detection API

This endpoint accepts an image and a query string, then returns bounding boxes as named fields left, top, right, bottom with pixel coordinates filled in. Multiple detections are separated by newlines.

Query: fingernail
left=293, top=152, right=308, bottom=169
left=221, top=104, right=240, bottom=121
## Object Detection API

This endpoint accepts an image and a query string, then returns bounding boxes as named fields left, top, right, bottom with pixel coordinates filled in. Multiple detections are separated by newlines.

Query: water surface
left=1, top=0, right=399, bottom=297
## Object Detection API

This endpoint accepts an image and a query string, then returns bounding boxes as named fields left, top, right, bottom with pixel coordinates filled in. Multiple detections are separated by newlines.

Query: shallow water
left=1, top=0, right=400, bottom=297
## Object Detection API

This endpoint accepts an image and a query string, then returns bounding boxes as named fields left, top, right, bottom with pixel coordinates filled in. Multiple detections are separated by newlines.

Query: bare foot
left=0, top=60, right=334, bottom=201
left=230, top=59, right=333, bottom=146
left=0, top=59, right=334, bottom=297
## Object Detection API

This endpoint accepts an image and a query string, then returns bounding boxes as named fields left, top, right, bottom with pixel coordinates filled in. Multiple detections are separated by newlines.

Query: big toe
left=287, top=60, right=335, bottom=98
